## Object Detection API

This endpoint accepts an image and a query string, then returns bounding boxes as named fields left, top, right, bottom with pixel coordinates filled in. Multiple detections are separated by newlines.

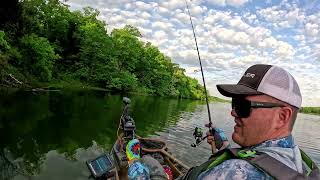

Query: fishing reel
left=191, top=127, right=207, bottom=147
left=191, top=126, right=224, bottom=149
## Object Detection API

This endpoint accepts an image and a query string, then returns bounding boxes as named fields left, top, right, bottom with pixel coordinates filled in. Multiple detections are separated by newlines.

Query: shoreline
left=1, top=84, right=318, bottom=115
left=0, top=83, right=228, bottom=103
left=299, top=107, right=320, bottom=116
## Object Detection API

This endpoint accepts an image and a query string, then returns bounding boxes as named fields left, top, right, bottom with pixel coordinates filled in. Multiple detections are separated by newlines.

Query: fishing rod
left=184, top=0, right=223, bottom=149
left=184, top=0, right=212, bottom=127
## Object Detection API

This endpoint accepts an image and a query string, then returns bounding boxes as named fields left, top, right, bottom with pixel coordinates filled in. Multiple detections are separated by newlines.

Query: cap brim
left=216, top=84, right=262, bottom=97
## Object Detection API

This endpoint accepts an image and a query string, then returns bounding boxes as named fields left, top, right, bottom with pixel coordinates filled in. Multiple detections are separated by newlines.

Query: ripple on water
left=155, top=103, right=320, bottom=166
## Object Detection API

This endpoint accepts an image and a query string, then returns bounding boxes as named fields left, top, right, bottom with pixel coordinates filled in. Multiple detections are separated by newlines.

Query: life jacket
left=182, top=148, right=320, bottom=180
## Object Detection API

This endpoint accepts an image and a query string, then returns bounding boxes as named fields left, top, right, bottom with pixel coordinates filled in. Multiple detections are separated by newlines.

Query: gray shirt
left=197, top=135, right=303, bottom=180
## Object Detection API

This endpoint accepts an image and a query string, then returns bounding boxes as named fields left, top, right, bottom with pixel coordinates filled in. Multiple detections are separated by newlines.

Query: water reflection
left=0, top=89, right=200, bottom=179
left=155, top=103, right=320, bottom=166
left=0, top=89, right=319, bottom=179
left=293, top=113, right=320, bottom=163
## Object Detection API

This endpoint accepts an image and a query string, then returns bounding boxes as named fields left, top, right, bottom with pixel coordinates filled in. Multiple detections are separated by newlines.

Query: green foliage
left=0, top=31, right=10, bottom=70
left=0, top=0, right=21, bottom=38
left=108, top=71, right=138, bottom=91
left=111, top=27, right=144, bottom=72
left=123, top=25, right=142, bottom=37
left=0, top=31, right=10, bottom=51
left=0, top=0, right=210, bottom=100
left=19, top=34, right=59, bottom=81
left=0, top=31, right=23, bottom=83
left=300, top=107, right=320, bottom=115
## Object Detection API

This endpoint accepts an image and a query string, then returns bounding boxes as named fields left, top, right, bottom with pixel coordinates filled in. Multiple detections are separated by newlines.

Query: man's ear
left=276, top=107, right=292, bottom=129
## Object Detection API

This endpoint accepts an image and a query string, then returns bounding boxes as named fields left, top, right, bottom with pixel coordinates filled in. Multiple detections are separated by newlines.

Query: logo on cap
left=243, top=73, right=255, bottom=78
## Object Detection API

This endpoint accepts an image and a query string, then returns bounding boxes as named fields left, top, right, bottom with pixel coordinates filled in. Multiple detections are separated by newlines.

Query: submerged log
left=8, top=74, right=22, bottom=85
left=31, top=87, right=60, bottom=92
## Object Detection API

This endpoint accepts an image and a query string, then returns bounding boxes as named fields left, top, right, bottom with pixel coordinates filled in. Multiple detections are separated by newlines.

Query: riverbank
left=209, top=96, right=230, bottom=103
left=300, top=107, right=320, bottom=116
left=0, top=80, right=228, bottom=103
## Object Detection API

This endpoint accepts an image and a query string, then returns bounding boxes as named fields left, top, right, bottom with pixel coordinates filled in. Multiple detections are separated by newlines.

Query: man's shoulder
left=198, top=159, right=272, bottom=180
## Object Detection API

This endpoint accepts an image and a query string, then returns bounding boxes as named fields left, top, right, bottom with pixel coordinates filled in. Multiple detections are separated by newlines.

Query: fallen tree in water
left=1, top=73, right=23, bottom=87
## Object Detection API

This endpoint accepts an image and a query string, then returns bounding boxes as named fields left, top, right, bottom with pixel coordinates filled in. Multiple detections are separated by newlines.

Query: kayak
left=109, top=133, right=190, bottom=179
left=86, top=97, right=189, bottom=180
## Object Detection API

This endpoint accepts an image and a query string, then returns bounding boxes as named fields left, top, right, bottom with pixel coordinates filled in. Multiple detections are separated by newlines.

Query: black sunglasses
left=231, top=98, right=285, bottom=118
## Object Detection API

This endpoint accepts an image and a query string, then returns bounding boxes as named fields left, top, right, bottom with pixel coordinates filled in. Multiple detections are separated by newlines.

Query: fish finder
left=86, top=154, right=115, bottom=179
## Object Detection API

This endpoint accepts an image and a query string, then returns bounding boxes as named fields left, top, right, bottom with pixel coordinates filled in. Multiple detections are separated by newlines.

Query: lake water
left=0, top=89, right=319, bottom=180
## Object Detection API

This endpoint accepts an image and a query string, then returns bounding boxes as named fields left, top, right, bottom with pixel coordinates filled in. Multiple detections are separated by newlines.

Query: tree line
left=300, top=107, right=320, bottom=115
left=0, top=0, right=208, bottom=100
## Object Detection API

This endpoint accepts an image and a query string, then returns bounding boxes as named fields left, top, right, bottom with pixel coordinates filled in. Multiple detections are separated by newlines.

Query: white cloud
left=191, top=6, right=206, bottom=16
left=226, top=0, right=248, bottom=7
left=206, top=0, right=248, bottom=7
left=151, top=21, right=173, bottom=31
left=240, top=54, right=259, bottom=62
left=204, top=52, right=235, bottom=61
left=244, top=13, right=257, bottom=24
left=213, top=28, right=250, bottom=45
left=135, top=1, right=152, bottom=11
left=108, top=15, right=125, bottom=24
left=157, top=6, right=170, bottom=15
left=177, top=50, right=199, bottom=64
left=245, top=26, right=271, bottom=38
left=138, top=27, right=152, bottom=37
left=257, top=6, right=285, bottom=23
left=65, top=0, right=320, bottom=106
left=185, top=66, right=200, bottom=74
left=257, top=5, right=306, bottom=29
left=140, top=12, right=151, bottom=19
left=154, top=30, right=167, bottom=40
left=227, top=16, right=250, bottom=30
left=305, top=23, right=319, bottom=37
left=119, top=10, right=137, bottom=18
left=206, top=0, right=226, bottom=6
left=175, top=12, right=190, bottom=24
left=160, top=0, right=185, bottom=10
left=274, top=41, right=294, bottom=58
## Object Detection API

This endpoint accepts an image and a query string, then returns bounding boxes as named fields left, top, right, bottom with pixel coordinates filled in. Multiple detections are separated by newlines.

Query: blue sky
left=64, top=0, right=320, bottom=106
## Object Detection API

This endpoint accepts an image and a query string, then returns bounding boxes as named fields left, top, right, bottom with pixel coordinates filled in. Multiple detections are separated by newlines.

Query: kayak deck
left=110, top=134, right=189, bottom=179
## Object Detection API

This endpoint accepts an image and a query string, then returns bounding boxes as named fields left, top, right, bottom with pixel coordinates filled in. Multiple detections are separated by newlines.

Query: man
left=183, top=64, right=319, bottom=179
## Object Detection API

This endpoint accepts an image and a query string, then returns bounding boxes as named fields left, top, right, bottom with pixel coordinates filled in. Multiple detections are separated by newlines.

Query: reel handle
left=210, top=138, right=217, bottom=154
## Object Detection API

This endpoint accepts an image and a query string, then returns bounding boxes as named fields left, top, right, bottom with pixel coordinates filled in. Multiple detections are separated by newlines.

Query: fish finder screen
left=88, top=154, right=113, bottom=176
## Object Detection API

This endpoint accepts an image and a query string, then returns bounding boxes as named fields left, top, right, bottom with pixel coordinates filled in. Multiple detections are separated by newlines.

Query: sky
left=64, top=0, right=320, bottom=106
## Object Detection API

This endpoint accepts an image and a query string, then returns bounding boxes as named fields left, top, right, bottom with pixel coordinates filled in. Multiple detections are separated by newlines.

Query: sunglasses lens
left=232, top=98, right=251, bottom=118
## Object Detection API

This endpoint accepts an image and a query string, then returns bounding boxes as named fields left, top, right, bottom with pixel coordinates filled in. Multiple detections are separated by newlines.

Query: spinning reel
left=191, top=126, right=224, bottom=149
left=191, top=127, right=208, bottom=147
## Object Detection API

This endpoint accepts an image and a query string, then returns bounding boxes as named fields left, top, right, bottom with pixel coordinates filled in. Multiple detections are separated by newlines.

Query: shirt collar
left=251, top=135, right=295, bottom=149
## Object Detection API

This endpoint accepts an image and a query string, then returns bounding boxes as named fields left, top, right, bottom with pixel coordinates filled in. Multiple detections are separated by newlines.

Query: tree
left=0, top=31, right=10, bottom=71
left=19, top=34, right=59, bottom=81
left=0, top=0, right=208, bottom=100
left=0, top=0, right=21, bottom=38
left=74, top=19, right=114, bottom=85
left=111, top=27, right=144, bottom=72
left=108, top=71, right=138, bottom=92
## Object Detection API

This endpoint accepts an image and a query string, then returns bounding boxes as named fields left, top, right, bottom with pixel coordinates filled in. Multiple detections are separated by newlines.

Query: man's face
left=231, top=95, right=280, bottom=147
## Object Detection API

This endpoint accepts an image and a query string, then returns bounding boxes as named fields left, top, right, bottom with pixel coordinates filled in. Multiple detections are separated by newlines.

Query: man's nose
left=231, top=109, right=238, bottom=117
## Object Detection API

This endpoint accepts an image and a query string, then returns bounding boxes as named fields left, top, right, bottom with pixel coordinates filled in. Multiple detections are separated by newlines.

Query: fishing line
left=184, top=0, right=212, bottom=127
